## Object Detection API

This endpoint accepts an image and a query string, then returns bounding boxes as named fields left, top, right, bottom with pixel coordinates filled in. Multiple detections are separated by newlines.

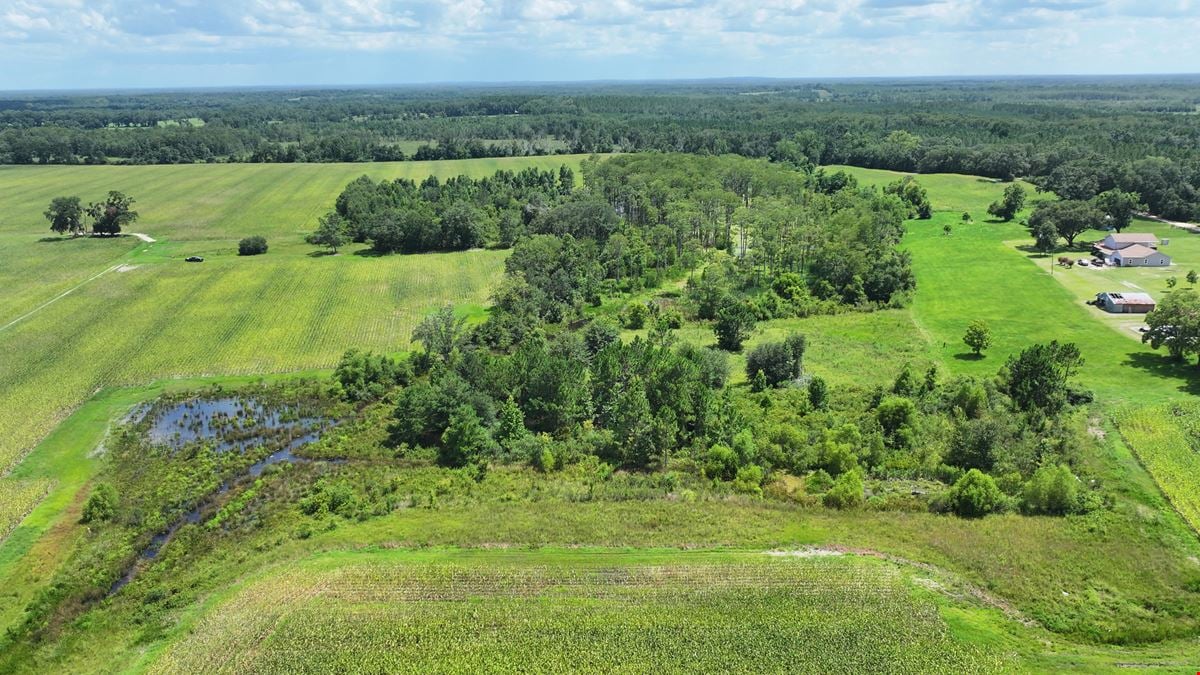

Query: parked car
left=1077, top=259, right=1090, bottom=267
left=185, top=256, right=204, bottom=262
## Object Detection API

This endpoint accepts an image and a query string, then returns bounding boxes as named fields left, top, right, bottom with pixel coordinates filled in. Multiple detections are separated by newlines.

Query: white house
left=1100, top=233, right=1160, bottom=250
left=1112, top=244, right=1171, bottom=267
left=1092, top=232, right=1170, bottom=266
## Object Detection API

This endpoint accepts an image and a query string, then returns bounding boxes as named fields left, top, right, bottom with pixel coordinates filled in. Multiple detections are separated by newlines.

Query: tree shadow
left=1124, top=352, right=1200, bottom=396
left=307, top=250, right=338, bottom=258
left=953, top=352, right=986, bottom=362
left=351, top=248, right=388, bottom=258
left=37, top=236, right=74, bottom=243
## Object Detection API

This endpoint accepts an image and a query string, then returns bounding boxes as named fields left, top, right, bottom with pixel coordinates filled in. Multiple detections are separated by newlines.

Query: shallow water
left=109, top=397, right=335, bottom=595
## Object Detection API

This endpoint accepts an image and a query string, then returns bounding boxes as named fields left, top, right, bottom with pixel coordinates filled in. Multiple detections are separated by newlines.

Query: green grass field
left=828, top=165, right=1200, bottom=405
left=0, top=157, right=588, bottom=476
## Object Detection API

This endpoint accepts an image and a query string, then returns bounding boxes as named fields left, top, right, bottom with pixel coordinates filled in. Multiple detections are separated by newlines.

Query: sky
left=0, top=0, right=1197, bottom=90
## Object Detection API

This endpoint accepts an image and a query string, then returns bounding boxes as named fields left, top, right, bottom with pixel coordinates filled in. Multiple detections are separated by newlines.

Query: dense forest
left=2, top=77, right=1199, bottom=218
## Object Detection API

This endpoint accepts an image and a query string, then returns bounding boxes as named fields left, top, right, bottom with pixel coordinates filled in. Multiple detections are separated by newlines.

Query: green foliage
left=745, top=333, right=805, bottom=387
left=85, top=190, right=137, bottom=235
left=237, top=236, right=268, bottom=256
left=1021, top=464, right=1081, bottom=516
left=1091, top=189, right=1143, bottom=233
left=704, top=444, right=738, bottom=482
left=440, top=404, right=494, bottom=468
left=1027, top=200, right=1102, bottom=248
left=621, top=302, right=650, bottom=329
left=44, top=196, right=84, bottom=236
left=986, top=184, right=1025, bottom=222
left=1142, top=289, right=1200, bottom=363
left=306, top=212, right=349, bottom=253
left=823, top=470, right=864, bottom=509
left=334, top=349, right=408, bottom=402
left=79, top=482, right=117, bottom=524
left=947, top=469, right=1004, bottom=518
left=732, top=465, right=765, bottom=496
left=963, top=319, right=992, bottom=356
left=1001, top=341, right=1083, bottom=418
left=884, top=176, right=932, bottom=219
left=494, top=396, right=528, bottom=448
left=412, top=305, right=467, bottom=365
left=807, top=376, right=828, bottom=410
left=300, top=479, right=358, bottom=518
left=713, top=298, right=756, bottom=351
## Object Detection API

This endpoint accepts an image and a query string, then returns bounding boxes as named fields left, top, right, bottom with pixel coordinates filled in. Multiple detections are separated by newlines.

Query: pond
left=109, top=395, right=338, bottom=595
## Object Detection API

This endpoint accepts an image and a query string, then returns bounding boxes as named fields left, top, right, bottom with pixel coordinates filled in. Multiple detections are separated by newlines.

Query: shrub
left=80, top=483, right=118, bottom=524
left=732, top=465, right=765, bottom=496
left=622, top=302, right=650, bottom=329
left=238, top=235, right=268, bottom=256
left=744, top=333, right=805, bottom=387
left=713, top=298, right=756, bottom=351
left=807, top=376, right=828, bottom=410
left=334, top=348, right=409, bottom=402
left=1021, top=464, right=1080, bottom=515
left=806, top=469, right=834, bottom=493
left=823, top=470, right=864, bottom=509
left=440, top=404, right=494, bottom=467
left=704, top=444, right=738, bottom=481
left=946, top=469, right=1004, bottom=518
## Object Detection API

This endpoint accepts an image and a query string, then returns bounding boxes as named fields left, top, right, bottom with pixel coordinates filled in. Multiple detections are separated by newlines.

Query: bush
left=806, top=469, right=834, bottom=493
left=704, top=444, right=738, bottom=482
left=238, top=235, right=268, bottom=256
left=622, top=302, right=650, bottom=329
left=946, top=469, right=1004, bottom=518
left=334, top=348, right=409, bottom=402
left=1021, top=464, right=1080, bottom=515
left=807, top=376, right=828, bottom=409
left=744, top=333, right=805, bottom=387
left=80, top=483, right=118, bottom=524
left=713, top=298, right=756, bottom=351
left=823, top=470, right=864, bottom=509
left=732, top=465, right=765, bottom=496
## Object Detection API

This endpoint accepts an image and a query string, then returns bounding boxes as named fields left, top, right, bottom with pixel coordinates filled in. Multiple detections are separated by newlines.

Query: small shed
left=1095, top=292, right=1156, bottom=314
left=1112, top=244, right=1170, bottom=267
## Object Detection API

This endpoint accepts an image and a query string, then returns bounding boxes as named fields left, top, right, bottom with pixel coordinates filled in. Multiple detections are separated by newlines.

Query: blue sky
left=0, top=0, right=1197, bottom=90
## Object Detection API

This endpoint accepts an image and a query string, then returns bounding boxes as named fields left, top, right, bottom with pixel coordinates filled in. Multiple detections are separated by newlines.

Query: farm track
left=0, top=262, right=125, bottom=333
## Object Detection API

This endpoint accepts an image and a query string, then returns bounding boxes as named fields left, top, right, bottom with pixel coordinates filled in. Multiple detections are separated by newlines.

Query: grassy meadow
left=0, top=156, right=585, bottom=569
left=0, top=159, right=587, bottom=442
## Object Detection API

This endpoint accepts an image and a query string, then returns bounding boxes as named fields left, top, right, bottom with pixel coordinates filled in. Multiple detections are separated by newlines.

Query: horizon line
left=3, top=71, right=1200, bottom=96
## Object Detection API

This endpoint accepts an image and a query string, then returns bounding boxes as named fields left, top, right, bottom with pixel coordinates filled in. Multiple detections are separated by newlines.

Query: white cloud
left=0, top=0, right=1196, bottom=87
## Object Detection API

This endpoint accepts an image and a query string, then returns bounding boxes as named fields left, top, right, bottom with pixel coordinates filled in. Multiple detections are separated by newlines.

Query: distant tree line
left=4, top=80, right=1199, bottom=218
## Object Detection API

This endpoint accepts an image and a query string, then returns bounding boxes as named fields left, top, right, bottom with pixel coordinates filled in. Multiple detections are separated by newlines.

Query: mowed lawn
left=0, top=156, right=585, bottom=529
left=827, top=165, right=1200, bottom=405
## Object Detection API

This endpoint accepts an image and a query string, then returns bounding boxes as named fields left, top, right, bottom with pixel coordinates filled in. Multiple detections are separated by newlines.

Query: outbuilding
left=1095, top=291, right=1156, bottom=314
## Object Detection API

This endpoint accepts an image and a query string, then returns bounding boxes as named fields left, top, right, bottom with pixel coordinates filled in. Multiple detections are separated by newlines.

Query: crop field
left=0, top=156, right=587, bottom=478
left=1117, top=403, right=1200, bottom=533
left=149, top=549, right=1006, bottom=673
left=0, top=480, right=51, bottom=543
